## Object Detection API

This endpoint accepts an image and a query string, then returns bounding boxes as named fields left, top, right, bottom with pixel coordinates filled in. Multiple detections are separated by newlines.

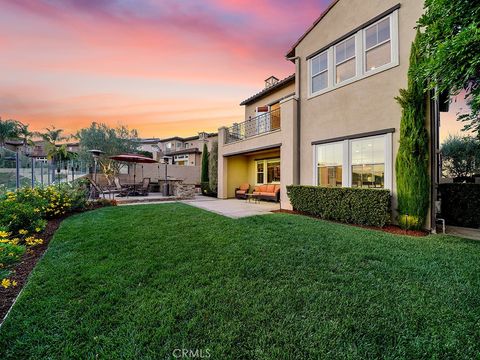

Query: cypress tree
left=395, top=31, right=430, bottom=229
left=201, top=143, right=209, bottom=183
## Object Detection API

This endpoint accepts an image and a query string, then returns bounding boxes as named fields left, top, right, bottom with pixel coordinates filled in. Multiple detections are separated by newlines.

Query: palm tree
left=0, top=118, right=21, bottom=148
left=38, top=126, right=69, bottom=183
left=17, top=123, right=34, bottom=154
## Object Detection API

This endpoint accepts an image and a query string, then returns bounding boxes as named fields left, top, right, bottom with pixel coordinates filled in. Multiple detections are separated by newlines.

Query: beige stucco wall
left=244, top=82, right=295, bottom=120
left=218, top=96, right=299, bottom=209
left=294, top=0, right=425, bottom=219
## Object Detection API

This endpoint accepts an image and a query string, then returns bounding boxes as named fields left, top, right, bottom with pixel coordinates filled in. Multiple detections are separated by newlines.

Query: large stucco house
left=218, top=0, right=440, bottom=227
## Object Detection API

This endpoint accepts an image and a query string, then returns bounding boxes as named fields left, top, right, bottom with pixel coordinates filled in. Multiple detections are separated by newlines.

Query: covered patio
left=222, top=147, right=281, bottom=200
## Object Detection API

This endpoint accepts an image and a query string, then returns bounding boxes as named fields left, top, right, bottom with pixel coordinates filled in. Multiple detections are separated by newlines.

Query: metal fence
left=225, top=108, right=281, bottom=144
left=0, top=147, right=89, bottom=191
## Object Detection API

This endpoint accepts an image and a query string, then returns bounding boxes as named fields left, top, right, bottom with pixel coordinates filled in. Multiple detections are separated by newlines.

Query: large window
left=317, top=142, right=343, bottom=187
left=309, top=10, right=398, bottom=96
left=335, top=36, right=356, bottom=84
left=364, top=17, right=391, bottom=72
left=256, top=159, right=280, bottom=184
left=267, top=160, right=281, bottom=183
left=311, top=51, right=328, bottom=93
left=314, top=134, right=391, bottom=189
left=351, top=137, right=385, bottom=188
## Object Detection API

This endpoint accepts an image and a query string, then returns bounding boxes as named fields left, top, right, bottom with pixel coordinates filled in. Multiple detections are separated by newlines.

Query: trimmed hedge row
left=287, top=185, right=391, bottom=227
left=439, top=183, right=480, bottom=228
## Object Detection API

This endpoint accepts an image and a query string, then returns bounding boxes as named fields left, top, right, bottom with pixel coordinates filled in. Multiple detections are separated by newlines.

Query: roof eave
left=284, top=0, right=341, bottom=60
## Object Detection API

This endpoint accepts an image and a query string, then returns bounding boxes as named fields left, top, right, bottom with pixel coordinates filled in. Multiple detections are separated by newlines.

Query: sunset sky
left=0, top=0, right=331, bottom=138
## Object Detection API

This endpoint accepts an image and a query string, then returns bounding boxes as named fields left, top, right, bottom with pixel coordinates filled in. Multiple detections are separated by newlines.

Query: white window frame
left=310, top=50, right=329, bottom=93
left=255, top=158, right=281, bottom=185
left=308, top=10, right=399, bottom=98
left=313, top=133, right=392, bottom=191
left=334, top=35, right=356, bottom=85
left=363, top=13, right=397, bottom=76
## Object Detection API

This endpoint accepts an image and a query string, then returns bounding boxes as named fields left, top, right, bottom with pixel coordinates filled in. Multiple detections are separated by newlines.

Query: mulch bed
left=272, top=209, right=429, bottom=237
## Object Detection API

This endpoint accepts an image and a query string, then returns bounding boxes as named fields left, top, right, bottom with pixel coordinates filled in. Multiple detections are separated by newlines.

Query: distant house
left=151, top=132, right=218, bottom=166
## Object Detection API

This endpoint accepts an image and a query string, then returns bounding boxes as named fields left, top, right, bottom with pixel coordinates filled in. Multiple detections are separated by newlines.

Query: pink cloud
left=0, top=0, right=330, bottom=136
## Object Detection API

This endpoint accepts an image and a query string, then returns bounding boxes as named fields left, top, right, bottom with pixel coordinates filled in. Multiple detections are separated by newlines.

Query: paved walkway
left=446, top=226, right=480, bottom=241
left=182, top=196, right=280, bottom=218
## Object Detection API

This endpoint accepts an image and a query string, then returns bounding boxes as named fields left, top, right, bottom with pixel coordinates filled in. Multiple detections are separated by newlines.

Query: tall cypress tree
left=395, top=31, right=430, bottom=229
left=201, top=143, right=209, bottom=183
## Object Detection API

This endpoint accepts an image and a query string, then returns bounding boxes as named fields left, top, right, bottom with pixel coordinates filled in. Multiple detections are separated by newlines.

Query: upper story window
left=166, top=143, right=172, bottom=149
left=311, top=51, right=328, bottom=92
left=335, top=36, right=356, bottom=84
left=365, top=17, right=391, bottom=72
left=308, top=10, right=398, bottom=97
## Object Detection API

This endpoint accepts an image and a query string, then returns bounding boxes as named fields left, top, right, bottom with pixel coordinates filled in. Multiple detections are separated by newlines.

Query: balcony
left=225, top=108, right=280, bottom=144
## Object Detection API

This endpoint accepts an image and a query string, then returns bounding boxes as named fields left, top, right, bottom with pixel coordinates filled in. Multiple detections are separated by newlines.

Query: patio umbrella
left=109, top=154, right=157, bottom=194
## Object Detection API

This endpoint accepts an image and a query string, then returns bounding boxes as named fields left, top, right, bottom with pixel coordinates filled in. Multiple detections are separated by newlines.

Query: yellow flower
left=12, top=280, right=17, bottom=287
left=35, top=227, right=42, bottom=233
left=0, top=231, right=10, bottom=238
left=8, top=252, right=14, bottom=257
left=18, top=229, right=28, bottom=235
left=34, top=208, right=40, bottom=213
left=1, top=278, right=11, bottom=288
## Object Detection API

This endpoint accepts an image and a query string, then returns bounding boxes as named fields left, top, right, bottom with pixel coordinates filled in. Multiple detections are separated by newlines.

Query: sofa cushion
left=236, top=190, right=246, bottom=195
left=239, top=183, right=249, bottom=191
left=260, top=185, right=268, bottom=192
left=266, top=184, right=275, bottom=193
left=274, top=185, right=280, bottom=193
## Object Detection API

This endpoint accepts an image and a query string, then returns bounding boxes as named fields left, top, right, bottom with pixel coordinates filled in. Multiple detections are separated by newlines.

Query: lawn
left=0, top=203, right=479, bottom=359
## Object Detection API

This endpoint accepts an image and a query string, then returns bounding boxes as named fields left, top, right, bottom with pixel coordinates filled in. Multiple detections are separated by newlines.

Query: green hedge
left=439, top=184, right=480, bottom=228
left=287, top=185, right=391, bottom=227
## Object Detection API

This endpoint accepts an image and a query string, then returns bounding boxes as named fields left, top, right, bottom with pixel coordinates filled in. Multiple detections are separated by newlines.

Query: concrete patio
left=184, top=196, right=280, bottom=218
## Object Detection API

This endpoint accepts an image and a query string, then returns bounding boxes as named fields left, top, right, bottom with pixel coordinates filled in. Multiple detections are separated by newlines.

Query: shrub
left=201, top=143, right=209, bottom=183
left=287, top=185, right=391, bottom=227
left=439, top=184, right=480, bottom=228
left=208, top=140, right=218, bottom=194
left=201, top=181, right=216, bottom=197
left=0, top=199, right=46, bottom=235
left=395, top=31, right=430, bottom=230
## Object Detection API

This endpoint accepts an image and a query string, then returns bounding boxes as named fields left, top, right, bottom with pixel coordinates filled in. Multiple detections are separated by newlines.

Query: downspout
left=430, top=89, right=441, bottom=233
left=286, top=55, right=301, bottom=184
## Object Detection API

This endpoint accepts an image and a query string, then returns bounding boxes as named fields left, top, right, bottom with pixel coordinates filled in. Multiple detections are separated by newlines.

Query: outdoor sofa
left=252, top=184, right=280, bottom=202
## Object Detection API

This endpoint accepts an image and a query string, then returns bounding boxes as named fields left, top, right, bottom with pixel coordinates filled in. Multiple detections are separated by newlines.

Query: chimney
left=265, top=76, right=279, bottom=89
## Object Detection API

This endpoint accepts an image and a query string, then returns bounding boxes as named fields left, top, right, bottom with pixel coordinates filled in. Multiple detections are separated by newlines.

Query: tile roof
left=240, top=74, right=295, bottom=106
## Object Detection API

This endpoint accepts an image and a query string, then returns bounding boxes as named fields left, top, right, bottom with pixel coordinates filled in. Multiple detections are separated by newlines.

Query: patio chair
left=113, top=177, right=130, bottom=197
left=138, top=177, right=151, bottom=196
left=235, top=183, right=250, bottom=199
left=88, top=178, right=115, bottom=199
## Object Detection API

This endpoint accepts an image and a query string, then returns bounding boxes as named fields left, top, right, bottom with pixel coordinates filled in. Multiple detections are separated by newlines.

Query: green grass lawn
left=1, top=203, right=479, bottom=359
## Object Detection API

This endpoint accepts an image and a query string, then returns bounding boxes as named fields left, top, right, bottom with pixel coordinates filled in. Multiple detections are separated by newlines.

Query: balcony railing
left=225, top=108, right=281, bottom=144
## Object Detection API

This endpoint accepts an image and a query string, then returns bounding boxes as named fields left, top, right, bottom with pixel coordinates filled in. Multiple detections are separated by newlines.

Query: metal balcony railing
left=225, top=108, right=281, bottom=144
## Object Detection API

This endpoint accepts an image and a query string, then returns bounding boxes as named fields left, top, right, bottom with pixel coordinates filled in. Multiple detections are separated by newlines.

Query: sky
left=0, top=0, right=331, bottom=138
